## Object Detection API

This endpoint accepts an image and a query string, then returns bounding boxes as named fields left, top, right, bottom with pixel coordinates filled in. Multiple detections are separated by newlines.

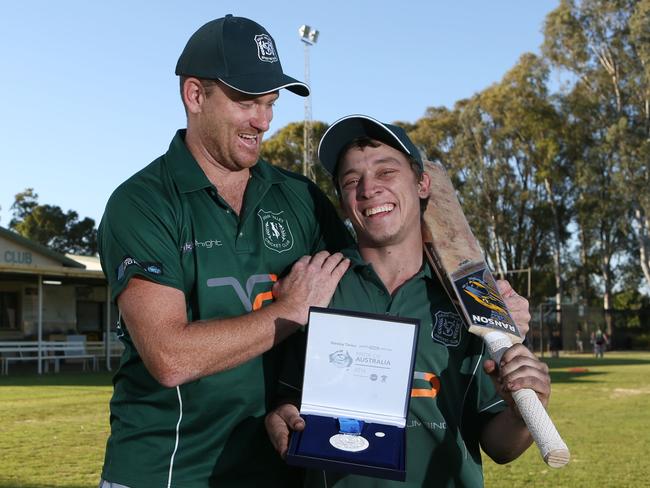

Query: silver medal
left=329, top=433, right=370, bottom=452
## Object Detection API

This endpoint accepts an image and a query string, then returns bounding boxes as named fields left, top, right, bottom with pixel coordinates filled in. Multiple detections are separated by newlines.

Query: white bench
left=45, top=340, right=99, bottom=373
left=86, top=340, right=125, bottom=359
left=0, top=341, right=99, bottom=375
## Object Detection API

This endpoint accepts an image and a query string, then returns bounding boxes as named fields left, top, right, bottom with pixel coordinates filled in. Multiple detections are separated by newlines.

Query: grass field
left=483, top=351, right=650, bottom=488
left=1, top=352, right=649, bottom=488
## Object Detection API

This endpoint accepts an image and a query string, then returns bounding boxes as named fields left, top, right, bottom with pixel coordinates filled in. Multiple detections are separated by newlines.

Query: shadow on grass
left=543, top=356, right=650, bottom=369
left=0, top=370, right=113, bottom=387
left=540, top=354, right=650, bottom=384
left=549, top=370, right=605, bottom=383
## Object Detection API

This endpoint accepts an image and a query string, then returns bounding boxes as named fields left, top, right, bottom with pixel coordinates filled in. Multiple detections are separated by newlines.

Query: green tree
left=543, top=0, right=650, bottom=337
left=408, top=106, right=461, bottom=171
left=261, top=121, right=339, bottom=206
left=9, top=189, right=39, bottom=225
left=627, top=0, right=650, bottom=288
left=496, top=53, right=571, bottom=326
left=558, top=85, right=602, bottom=306
left=412, top=55, right=564, bottom=304
left=9, top=189, right=98, bottom=256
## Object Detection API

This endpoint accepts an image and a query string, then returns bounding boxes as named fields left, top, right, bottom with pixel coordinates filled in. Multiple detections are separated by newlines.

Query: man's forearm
left=480, top=407, right=534, bottom=464
left=120, top=252, right=349, bottom=387
left=124, top=295, right=302, bottom=388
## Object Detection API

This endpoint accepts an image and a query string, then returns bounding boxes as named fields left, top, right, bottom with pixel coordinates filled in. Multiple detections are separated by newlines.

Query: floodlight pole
left=299, top=25, right=319, bottom=179
left=303, top=41, right=313, bottom=179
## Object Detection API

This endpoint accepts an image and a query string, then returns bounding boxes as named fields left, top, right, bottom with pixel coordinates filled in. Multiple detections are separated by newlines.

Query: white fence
left=0, top=339, right=124, bottom=374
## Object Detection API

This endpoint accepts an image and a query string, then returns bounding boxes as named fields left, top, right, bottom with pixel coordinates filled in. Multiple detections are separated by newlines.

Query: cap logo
left=254, top=34, right=278, bottom=63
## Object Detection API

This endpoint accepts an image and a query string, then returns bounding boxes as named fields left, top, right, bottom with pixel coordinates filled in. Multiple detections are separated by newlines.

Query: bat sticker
left=462, top=277, right=508, bottom=315
left=453, top=268, right=519, bottom=335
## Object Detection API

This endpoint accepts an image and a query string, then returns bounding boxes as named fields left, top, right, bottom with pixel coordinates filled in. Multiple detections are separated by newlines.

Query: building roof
left=66, top=254, right=102, bottom=271
left=0, top=226, right=84, bottom=268
left=0, top=226, right=106, bottom=280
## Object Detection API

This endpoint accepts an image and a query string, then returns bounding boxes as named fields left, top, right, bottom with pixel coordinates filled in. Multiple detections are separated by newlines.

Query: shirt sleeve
left=474, top=342, right=506, bottom=424
left=457, top=338, right=506, bottom=439
left=98, top=182, right=185, bottom=303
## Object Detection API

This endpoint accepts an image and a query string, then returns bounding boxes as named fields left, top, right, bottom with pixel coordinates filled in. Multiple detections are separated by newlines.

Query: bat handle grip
left=483, top=331, right=570, bottom=468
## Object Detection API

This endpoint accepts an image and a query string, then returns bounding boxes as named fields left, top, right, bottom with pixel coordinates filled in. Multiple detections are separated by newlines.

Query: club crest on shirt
left=254, top=34, right=278, bottom=63
left=432, top=311, right=463, bottom=347
left=258, top=209, right=294, bottom=253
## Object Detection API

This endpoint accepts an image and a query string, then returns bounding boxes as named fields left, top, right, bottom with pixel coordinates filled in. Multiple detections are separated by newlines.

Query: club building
left=0, top=226, right=119, bottom=371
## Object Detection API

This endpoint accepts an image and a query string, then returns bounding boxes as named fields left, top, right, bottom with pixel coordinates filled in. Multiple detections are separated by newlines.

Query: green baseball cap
left=175, top=15, right=309, bottom=97
left=318, top=114, right=424, bottom=176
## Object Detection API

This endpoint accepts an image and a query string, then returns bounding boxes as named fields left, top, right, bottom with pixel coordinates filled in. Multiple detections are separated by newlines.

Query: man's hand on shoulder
left=272, top=251, right=350, bottom=325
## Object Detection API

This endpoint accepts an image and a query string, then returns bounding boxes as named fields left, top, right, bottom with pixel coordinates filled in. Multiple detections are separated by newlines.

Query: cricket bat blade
left=422, top=160, right=570, bottom=468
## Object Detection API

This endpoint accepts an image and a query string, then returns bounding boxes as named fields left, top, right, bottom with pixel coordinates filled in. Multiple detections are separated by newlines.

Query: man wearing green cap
left=97, top=15, right=352, bottom=488
left=266, top=115, right=552, bottom=487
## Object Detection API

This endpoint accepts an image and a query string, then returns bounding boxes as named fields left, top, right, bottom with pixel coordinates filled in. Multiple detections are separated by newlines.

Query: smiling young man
left=97, top=16, right=352, bottom=488
left=266, top=115, right=552, bottom=487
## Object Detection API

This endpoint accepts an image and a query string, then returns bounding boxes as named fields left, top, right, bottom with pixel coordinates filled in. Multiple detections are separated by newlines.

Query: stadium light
left=298, top=24, right=319, bottom=178
left=299, top=24, right=319, bottom=45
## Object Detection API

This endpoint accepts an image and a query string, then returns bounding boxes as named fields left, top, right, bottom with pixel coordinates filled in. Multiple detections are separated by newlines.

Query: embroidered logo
left=145, top=264, right=162, bottom=275
left=258, top=209, right=294, bottom=253
left=180, top=238, right=223, bottom=254
left=254, top=34, right=278, bottom=63
left=116, top=257, right=163, bottom=281
left=432, top=311, right=462, bottom=347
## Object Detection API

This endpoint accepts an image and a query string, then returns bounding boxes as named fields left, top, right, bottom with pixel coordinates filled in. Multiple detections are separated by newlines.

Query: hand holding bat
left=422, top=159, right=570, bottom=468
left=484, top=343, right=551, bottom=412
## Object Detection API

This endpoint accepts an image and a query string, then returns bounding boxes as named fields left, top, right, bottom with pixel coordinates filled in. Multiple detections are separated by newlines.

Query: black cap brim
left=318, top=115, right=421, bottom=176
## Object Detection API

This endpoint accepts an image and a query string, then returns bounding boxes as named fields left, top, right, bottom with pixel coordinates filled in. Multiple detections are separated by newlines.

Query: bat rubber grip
left=483, top=331, right=570, bottom=468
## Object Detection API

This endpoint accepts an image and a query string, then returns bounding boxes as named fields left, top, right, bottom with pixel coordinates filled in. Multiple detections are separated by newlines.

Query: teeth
left=364, top=204, right=394, bottom=217
left=240, top=134, right=257, bottom=141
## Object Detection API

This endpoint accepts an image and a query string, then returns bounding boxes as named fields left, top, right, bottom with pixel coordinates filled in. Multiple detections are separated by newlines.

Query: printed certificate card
left=287, top=306, right=419, bottom=481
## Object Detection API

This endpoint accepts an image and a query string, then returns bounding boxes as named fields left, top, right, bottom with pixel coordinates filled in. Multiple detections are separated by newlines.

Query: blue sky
left=0, top=0, right=559, bottom=227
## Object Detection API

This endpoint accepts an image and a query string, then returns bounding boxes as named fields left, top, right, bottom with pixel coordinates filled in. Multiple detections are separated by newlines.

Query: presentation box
left=286, top=307, right=419, bottom=481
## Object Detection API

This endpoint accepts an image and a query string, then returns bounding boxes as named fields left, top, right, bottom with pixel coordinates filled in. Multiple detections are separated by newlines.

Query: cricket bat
left=421, top=160, right=570, bottom=468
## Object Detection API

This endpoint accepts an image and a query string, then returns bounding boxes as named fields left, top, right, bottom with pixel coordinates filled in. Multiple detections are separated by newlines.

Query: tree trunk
left=579, top=226, right=590, bottom=300
left=577, top=223, right=594, bottom=333
left=489, top=214, right=506, bottom=276
left=544, top=178, right=563, bottom=329
left=634, top=208, right=650, bottom=288
left=601, top=238, right=615, bottom=343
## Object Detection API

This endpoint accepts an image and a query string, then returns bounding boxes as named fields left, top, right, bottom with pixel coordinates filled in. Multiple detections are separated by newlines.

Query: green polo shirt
left=98, top=130, right=351, bottom=488
left=300, top=249, right=505, bottom=488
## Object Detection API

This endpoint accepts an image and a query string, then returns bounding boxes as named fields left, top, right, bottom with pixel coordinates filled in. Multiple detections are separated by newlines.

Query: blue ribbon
left=338, top=417, right=364, bottom=436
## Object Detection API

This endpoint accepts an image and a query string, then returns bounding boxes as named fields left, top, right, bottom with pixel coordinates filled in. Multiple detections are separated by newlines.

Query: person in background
left=576, top=327, right=584, bottom=353
left=592, top=328, right=609, bottom=358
